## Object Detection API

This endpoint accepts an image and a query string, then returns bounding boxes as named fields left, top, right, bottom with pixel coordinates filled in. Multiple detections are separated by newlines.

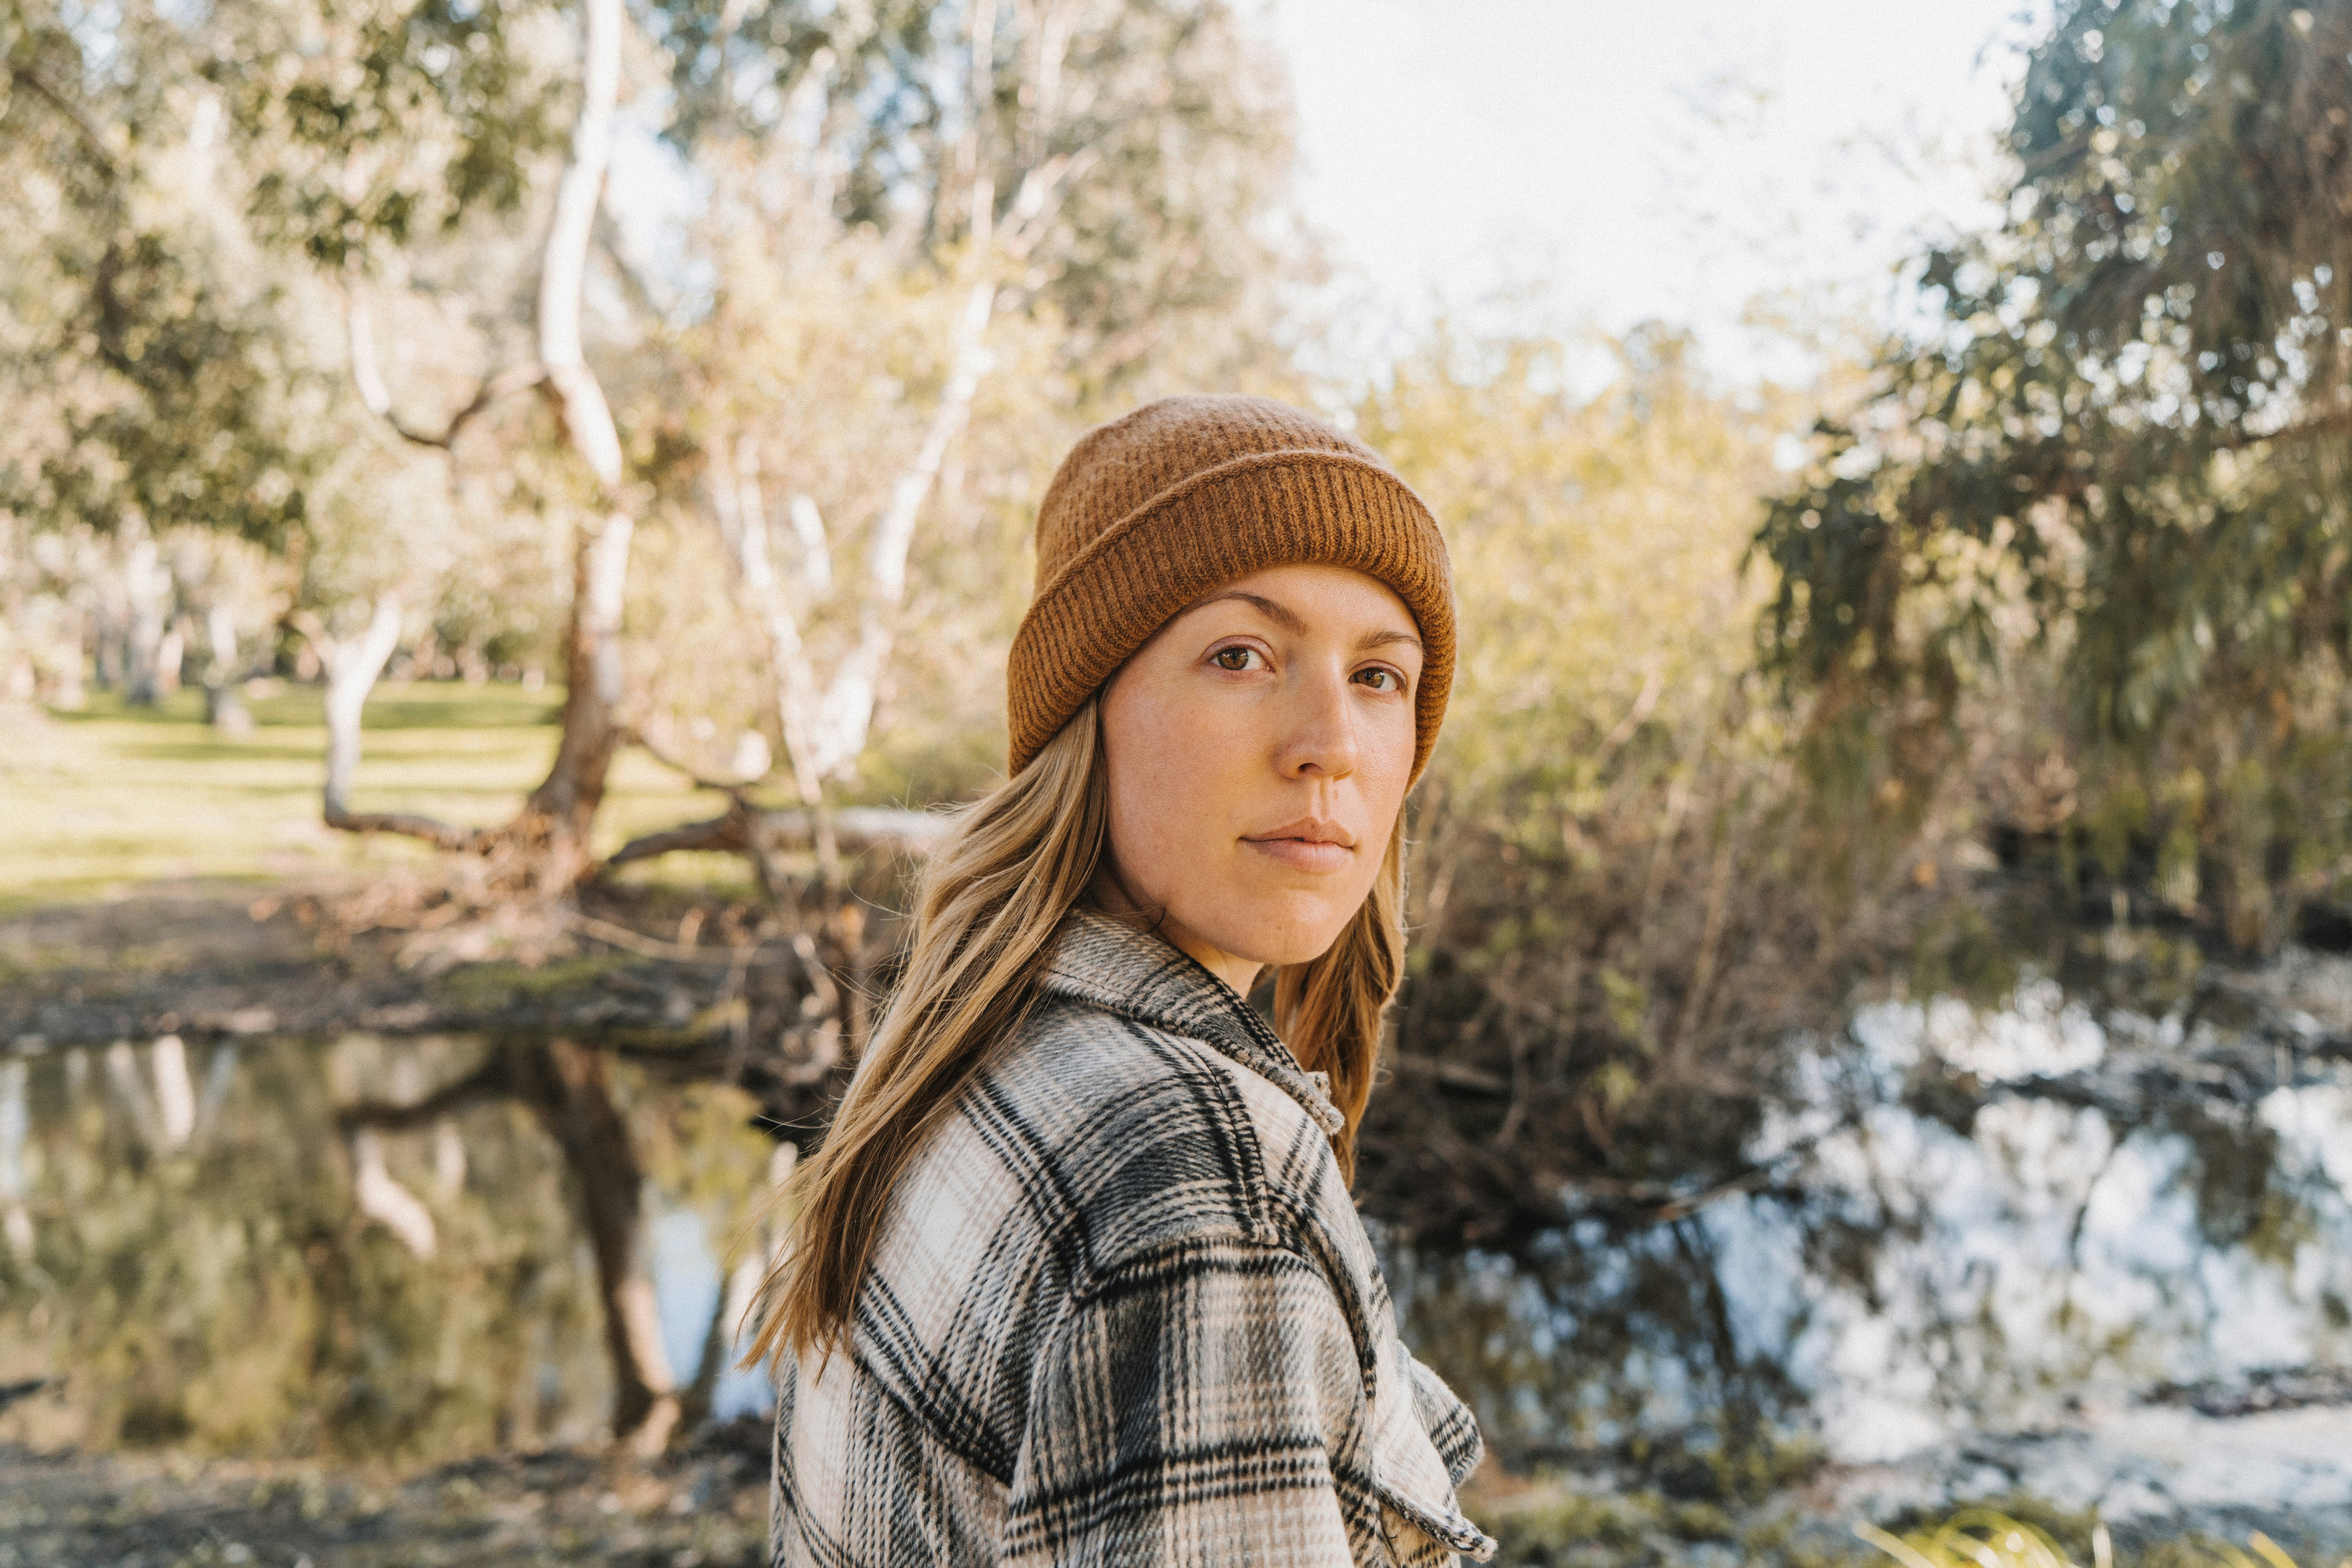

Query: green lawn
left=0, top=682, right=722, bottom=911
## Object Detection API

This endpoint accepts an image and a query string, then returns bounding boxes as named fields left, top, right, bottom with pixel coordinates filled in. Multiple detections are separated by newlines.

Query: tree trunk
left=516, top=0, right=635, bottom=887
left=520, top=509, right=632, bottom=883
left=709, top=437, right=838, bottom=880
left=336, top=1042, right=679, bottom=1452
left=808, top=256, right=996, bottom=782
left=154, top=616, right=186, bottom=697
left=203, top=674, right=250, bottom=733
left=122, top=519, right=166, bottom=707
left=203, top=601, right=251, bottom=735
left=314, top=595, right=405, bottom=825
left=0, top=1059, right=32, bottom=1260
left=315, top=0, right=634, bottom=877
left=520, top=1038, right=680, bottom=1455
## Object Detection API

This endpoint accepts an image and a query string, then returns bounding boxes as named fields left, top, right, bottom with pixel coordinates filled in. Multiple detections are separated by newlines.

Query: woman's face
left=1097, top=562, right=1424, bottom=995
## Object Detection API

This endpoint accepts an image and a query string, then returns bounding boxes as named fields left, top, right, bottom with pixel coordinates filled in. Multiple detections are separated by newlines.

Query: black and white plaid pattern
left=771, top=909, right=1495, bottom=1566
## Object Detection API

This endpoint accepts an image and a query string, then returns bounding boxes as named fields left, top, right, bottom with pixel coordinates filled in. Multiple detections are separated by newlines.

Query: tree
left=604, top=0, right=1308, bottom=1052
left=1, top=1, right=317, bottom=704
left=1348, top=321, right=1873, bottom=1252
left=201, top=0, right=648, bottom=884
left=1755, top=0, right=2352, bottom=949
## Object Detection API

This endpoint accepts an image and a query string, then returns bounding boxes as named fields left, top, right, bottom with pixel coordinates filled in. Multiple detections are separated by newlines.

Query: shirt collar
left=1036, top=907, right=1348, bottom=1138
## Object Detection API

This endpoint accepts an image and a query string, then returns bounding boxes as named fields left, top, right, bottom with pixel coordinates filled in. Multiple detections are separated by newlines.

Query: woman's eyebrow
left=1188, top=589, right=1306, bottom=633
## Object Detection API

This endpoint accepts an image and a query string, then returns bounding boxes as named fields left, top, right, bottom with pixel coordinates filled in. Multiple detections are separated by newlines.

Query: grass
left=1857, top=1509, right=2342, bottom=1568
left=0, top=682, right=721, bottom=912
left=1475, top=1483, right=2347, bottom=1568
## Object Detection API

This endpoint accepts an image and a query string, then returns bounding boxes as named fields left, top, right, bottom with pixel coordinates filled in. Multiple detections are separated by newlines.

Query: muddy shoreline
left=0, top=1419, right=773, bottom=1568
left=0, top=880, right=743, bottom=1056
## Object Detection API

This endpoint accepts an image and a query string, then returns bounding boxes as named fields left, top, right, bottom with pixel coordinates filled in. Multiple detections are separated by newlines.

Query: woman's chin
left=1185, top=903, right=1354, bottom=974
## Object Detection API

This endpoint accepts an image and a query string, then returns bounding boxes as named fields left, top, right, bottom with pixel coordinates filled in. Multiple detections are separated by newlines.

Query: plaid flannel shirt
left=771, top=908, right=1496, bottom=1567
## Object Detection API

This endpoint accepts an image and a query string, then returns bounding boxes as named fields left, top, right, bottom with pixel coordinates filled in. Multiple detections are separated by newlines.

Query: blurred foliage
left=643, top=0, right=1306, bottom=389
left=0, top=0, right=563, bottom=703
left=0, top=0, right=1305, bottom=788
left=1354, top=321, right=1894, bottom=1247
left=202, top=0, right=569, bottom=267
left=1755, top=0, right=2352, bottom=951
left=0, top=2, right=317, bottom=551
left=622, top=0, right=1306, bottom=800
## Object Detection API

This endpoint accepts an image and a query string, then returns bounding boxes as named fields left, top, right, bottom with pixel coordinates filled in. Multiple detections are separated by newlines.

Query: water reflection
left=2, top=976, right=2347, bottom=1521
left=1385, top=976, right=2352, bottom=1495
left=0, top=1034, right=775, bottom=1457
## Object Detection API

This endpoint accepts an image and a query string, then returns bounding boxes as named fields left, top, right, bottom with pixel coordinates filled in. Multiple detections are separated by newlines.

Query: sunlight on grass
left=0, top=684, right=719, bottom=910
left=1857, top=1510, right=2330, bottom=1568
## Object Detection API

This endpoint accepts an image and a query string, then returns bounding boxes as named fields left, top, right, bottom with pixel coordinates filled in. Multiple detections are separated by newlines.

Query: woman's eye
left=1354, top=667, right=1402, bottom=693
left=1210, top=646, right=1262, bottom=671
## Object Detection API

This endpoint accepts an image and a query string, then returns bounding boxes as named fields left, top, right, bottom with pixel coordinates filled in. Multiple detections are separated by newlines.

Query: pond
left=0, top=1034, right=781, bottom=1459
left=2, top=962, right=2349, bottom=1541
left=1385, top=974, right=2352, bottom=1534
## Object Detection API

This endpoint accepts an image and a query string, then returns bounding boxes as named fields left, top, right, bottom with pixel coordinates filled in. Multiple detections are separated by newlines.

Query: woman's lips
left=1242, top=835, right=1354, bottom=873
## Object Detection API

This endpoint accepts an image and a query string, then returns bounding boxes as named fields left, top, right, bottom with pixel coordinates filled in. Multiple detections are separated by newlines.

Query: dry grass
left=0, top=683, right=717, bottom=912
left=1858, top=1509, right=2340, bottom=1568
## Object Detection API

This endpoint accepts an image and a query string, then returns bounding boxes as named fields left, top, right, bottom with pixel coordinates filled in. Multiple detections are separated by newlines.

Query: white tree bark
left=151, top=1034, right=195, bottom=1149
left=0, top=1059, right=32, bottom=1260
left=786, top=493, right=831, bottom=595
left=518, top=0, right=638, bottom=865
left=203, top=601, right=250, bottom=733
left=635, top=8, right=1092, bottom=876
left=305, top=594, right=405, bottom=824
left=433, top=1119, right=466, bottom=1198
left=122, top=518, right=167, bottom=707
left=537, top=0, right=626, bottom=494
left=810, top=268, right=996, bottom=778
left=102, top=1041, right=160, bottom=1147
left=710, top=437, right=841, bottom=878
left=350, top=1127, right=438, bottom=1258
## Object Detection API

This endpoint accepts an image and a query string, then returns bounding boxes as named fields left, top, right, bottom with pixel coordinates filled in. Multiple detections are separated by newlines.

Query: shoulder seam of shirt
left=1004, top=994, right=1283, bottom=1259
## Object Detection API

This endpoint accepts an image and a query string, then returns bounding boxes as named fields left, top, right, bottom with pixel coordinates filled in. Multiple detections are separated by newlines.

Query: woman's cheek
left=1108, top=682, right=1230, bottom=895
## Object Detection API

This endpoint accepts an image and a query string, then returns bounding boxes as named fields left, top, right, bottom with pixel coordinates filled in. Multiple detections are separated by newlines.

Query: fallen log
left=605, top=804, right=951, bottom=868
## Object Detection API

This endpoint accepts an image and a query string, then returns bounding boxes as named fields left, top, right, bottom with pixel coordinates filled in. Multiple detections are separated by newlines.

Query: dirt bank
left=0, top=878, right=759, bottom=1058
left=0, top=1421, right=771, bottom=1568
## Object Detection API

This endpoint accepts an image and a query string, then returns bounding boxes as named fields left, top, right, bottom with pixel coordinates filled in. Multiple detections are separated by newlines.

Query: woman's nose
left=1276, top=664, right=1359, bottom=780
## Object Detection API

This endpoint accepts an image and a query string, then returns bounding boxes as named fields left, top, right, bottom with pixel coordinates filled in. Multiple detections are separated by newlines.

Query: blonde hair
left=744, top=697, right=1410, bottom=1367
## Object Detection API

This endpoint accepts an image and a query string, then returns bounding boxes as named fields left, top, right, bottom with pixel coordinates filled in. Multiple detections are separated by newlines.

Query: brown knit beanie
left=1007, top=394, right=1454, bottom=781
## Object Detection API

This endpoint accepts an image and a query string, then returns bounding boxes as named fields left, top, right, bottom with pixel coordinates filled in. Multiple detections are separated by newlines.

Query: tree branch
left=322, top=808, right=492, bottom=851
left=568, top=913, right=795, bottom=967
left=997, top=148, right=1096, bottom=263
left=336, top=1058, right=513, bottom=1134
left=6, top=64, right=116, bottom=178
left=345, top=287, right=549, bottom=452
left=2223, top=404, right=2352, bottom=450
left=709, top=435, right=842, bottom=880
left=603, top=804, right=948, bottom=868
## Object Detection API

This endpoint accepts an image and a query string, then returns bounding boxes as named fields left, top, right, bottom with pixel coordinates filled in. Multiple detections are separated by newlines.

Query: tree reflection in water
left=0, top=1033, right=774, bottom=1459
left=0, top=981, right=2346, bottom=1526
left=1382, top=983, right=2352, bottom=1501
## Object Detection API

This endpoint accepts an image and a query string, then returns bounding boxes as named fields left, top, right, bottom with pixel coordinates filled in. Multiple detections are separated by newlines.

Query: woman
left=751, top=395, right=1495, bottom=1566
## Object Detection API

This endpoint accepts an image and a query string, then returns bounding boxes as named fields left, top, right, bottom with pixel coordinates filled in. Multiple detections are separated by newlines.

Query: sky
left=1263, top=0, right=2046, bottom=380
